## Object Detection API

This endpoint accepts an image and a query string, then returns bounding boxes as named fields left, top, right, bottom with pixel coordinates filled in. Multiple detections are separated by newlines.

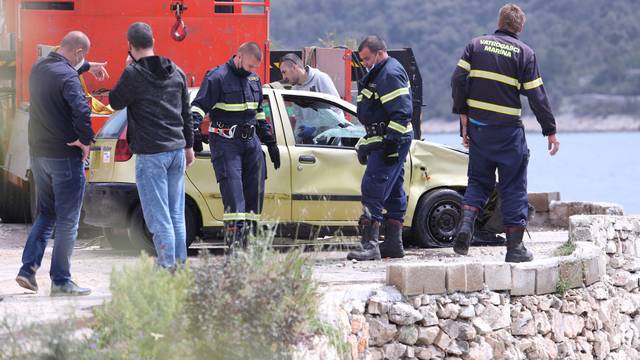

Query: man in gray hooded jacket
left=109, top=22, right=194, bottom=269
left=279, top=53, right=347, bottom=143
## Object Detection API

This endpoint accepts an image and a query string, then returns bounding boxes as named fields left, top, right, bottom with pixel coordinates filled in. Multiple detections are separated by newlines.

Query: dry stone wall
left=329, top=215, right=640, bottom=360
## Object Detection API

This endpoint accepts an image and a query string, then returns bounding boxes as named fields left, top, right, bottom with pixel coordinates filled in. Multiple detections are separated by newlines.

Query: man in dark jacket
left=109, top=22, right=194, bottom=269
left=191, top=42, right=280, bottom=253
left=450, top=3, right=560, bottom=262
left=16, top=31, right=107, bottom=296
left=346, top=36, right=414, bottom=261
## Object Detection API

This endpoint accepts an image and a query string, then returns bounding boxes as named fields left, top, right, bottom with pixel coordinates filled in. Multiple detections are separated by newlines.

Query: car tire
left=103, top=227, right=134, bottom=250
left=412, top=188, right=464, bottom=248
left=0, top=173, right=31, bottom=224
left=128, top=203, right=198, bottom=255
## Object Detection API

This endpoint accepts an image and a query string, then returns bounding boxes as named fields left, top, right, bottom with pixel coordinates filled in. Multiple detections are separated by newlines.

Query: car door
left=272, top=90, right=367, bottom=223
left=186, top=90, right=292, bottom=225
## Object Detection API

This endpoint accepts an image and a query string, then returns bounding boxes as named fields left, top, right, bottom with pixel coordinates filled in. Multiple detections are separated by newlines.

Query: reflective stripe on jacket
left=451, top=29, right=556, bottom=135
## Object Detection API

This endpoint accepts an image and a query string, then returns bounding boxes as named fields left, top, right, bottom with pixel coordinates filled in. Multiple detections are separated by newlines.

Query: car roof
left=187, top=86, right=357, bottom=113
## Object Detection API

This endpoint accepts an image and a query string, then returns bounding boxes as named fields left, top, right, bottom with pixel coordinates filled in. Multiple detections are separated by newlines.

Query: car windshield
left=97, top=110, right=127, bottom=139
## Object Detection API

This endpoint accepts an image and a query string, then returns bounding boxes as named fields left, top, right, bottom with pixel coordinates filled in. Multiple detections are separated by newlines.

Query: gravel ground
left=0, top=222, right=569, bottom=327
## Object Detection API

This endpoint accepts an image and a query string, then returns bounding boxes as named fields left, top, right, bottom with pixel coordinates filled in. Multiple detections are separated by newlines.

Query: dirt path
left=0, top=223, right=569, bottom=327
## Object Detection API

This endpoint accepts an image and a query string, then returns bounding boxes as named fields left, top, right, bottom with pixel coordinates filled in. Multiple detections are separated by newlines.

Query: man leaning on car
left=109, top=22, right=194, bottom=270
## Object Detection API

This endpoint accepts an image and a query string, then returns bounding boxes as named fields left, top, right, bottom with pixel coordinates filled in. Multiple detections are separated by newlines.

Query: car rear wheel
left=103, top=227, right=134, bottom=250
left=413, top=188, right=463, bottom=248
left=128, top=203, right=198, bottom=255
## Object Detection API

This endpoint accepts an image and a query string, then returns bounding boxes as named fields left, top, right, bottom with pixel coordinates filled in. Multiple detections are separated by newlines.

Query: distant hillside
left=271, top=0, right=640, bottom=121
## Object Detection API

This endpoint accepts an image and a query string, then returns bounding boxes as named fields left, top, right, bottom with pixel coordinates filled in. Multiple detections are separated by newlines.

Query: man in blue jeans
left=17, top=31, right=109, bottom=296
left=109, top=22, right=194, bottom=268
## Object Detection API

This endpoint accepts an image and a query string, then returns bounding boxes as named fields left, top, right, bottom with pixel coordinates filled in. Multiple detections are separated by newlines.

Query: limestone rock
left=463, top=339, right=494, bottom=360
left=382, top=343, right=407, bottom=360
left=419, top=305, right=439, bottom=327
left=441, top=319, right=461, bottom=339
left=480, top=303, right=510, bottom=331
left=397, top=325, right=418, bottom=345
left=446, top=340, right=469, bottom=356
left=416, top=326, right=440, bottom=346
left=534, top=312, right=552, bottom=335
left=351, top=314, right=365, bottom=334
left=472, top=317, right=492, bottom=335
left=434, top=330, right=452, bottom=350
left=458, top=323, right=477, bottom=341
left=437, top=303, right=461, bottom=320
left=557, top=341, right=575, bottom=359
left=368, top=317, right=397, bottom=346
left=613, top=270, right=631, bottom=287
left=590, top=282, right=609, bottom=300
left=389, top=302, right=423, bottom=325
left=511, top=308, right=536, bottom=336
left=459, top=305, right=476, bottom=319
left=563, top=314, right=586, bottom=339
left=549, top=308, right=566, bottom=342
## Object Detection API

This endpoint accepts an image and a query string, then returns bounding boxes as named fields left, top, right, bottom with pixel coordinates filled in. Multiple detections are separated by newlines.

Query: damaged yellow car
left=83, top=88, right=497, bottom=252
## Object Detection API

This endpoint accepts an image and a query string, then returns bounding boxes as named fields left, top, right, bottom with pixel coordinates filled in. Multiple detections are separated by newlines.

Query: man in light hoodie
left=279, top=53, right=346, bottom=143
left=109, top=22, right=194, bottom=269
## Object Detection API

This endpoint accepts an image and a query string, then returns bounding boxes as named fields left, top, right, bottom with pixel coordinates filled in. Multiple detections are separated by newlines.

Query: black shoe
left=379, top=219, right=405, bottom=258
left=16, top=274, right=38, bottom=292
left=50, top=280, right=91, bottom=297
left=453, top=208, right=478, bottom=255
left=347, top=220, right=381, bottom=261
left=505, top=228, right=533, bottom=263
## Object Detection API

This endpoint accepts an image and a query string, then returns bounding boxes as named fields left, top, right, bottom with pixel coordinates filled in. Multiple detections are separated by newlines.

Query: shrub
left=91, top=254, right=193, bottom=359
left=186, top=236, right=319, bottom=359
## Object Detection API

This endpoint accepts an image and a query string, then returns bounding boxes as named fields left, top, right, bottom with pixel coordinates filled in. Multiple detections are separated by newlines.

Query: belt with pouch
left=365, top=122, right=387, bottom=137
left=210, top=122, right=256, bottom=140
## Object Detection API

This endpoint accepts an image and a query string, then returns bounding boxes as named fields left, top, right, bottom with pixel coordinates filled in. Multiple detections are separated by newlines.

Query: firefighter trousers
left=209, top=134, right=266, bottom=228
left=361, top=141, right=411, bottom=223
left=463, top=123, right=529, bottom=227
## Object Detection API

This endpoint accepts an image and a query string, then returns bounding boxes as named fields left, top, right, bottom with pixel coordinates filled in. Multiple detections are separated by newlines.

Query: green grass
left=556, top=279, right=571, bottom=297
left=555, top=241, right=577, bottom=257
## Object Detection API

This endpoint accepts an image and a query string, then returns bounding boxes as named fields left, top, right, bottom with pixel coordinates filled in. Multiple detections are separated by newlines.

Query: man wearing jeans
left=109, top=22, right=194, bottom=268
left=17, top=31, right=108, bottom=296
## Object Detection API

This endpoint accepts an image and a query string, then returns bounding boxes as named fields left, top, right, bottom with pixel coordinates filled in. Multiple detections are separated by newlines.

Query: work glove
left=193, top=129, right=203, bottom=153
left=267, top=144, right=281, bottom=170
left=356, top=146, right=368, bottom=165
left=382, top=138, right=400, bottom=166
left=296, top=125, right=316, bottom=140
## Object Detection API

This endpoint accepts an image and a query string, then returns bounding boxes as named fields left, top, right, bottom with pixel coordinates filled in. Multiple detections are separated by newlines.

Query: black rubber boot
left=505, top=227, right=533, bottom=263
left=224, top=225, right=242, bottom=255
left=347, top=220, right=381, bottom=261
left=380, top=219, right=405, bottom=258
left=453, top=207, right=478, bottom=255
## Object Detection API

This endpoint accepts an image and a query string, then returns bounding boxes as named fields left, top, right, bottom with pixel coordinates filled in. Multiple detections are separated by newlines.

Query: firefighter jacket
left=191, top=57, right=275, bottom=144
left=356, top=57, right=414, bottom=147
left=451, top=29, right=556, bottom=136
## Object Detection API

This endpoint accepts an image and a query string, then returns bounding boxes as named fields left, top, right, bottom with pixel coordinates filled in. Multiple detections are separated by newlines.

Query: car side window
left=283, top=95, right=365, bottom=148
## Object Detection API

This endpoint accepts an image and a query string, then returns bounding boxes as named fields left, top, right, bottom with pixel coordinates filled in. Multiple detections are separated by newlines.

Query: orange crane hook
left=170, top=2, right=188, bottom=42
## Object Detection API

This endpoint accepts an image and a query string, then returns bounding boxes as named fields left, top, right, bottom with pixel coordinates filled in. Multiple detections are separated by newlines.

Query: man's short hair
left=280, top=53, right=303, bottom=68
left=60, top=31, right=90, bottom=51
left=358, top=35, right=387, bottom=53
left=127, top=22, right=154, bottom=50
left=498, top=3, right=526, bottom=33
left=238, top=42, right=262, bottom=61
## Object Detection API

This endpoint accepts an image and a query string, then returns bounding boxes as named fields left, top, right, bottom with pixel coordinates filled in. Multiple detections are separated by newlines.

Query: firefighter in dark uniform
left=347, top=36, right=414, bottom=261
left=190, top=42, right=280, bottom=252
left=451, top=4, right=560, bottom=262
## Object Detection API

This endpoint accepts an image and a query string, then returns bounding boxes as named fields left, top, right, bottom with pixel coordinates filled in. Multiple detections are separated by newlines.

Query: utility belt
left=365, top=122, right=387, bottom=137
left=209, top=122, right=256, bottom=140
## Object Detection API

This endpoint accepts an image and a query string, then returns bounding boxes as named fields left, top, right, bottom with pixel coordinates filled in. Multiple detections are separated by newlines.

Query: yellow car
left=83, top=88, right=488, bottom=252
